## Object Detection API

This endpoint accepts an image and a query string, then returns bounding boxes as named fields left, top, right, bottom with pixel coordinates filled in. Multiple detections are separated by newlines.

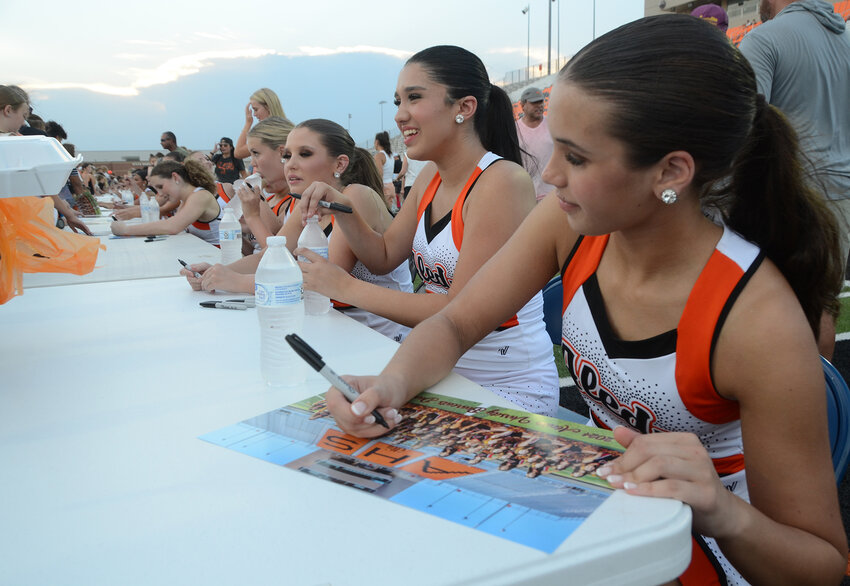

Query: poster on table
left=201, top=392, right=623, bottom=553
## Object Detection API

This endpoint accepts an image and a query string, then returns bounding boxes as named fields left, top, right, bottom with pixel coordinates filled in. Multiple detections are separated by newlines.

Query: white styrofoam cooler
left=0, top=135, right=83, bottom=197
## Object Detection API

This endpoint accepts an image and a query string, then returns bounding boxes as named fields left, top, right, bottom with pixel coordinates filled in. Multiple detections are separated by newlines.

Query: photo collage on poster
left=200, top=392, right=624, bottom=553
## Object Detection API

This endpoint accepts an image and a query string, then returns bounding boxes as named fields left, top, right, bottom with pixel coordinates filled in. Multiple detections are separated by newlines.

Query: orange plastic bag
left=0, top=196, right=104, bottom=304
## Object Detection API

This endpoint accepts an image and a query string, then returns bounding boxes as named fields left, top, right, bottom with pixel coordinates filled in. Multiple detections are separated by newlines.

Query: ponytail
left=151, top=158, right=216, bottom=195
left=477, top=84, right=523, bottom=166
left=344, top=147, right=384, bottom=195
left=719, top=97, right=843, bottom=334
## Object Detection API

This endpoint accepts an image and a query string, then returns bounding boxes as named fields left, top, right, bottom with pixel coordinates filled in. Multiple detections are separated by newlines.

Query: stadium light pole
left=522, top=5, right=530, bottom=79
left=593, top=0, right=597, bottom=40
left=547, top=0, right=553, bottom=75
left=379, top=100, right=387, bottom=131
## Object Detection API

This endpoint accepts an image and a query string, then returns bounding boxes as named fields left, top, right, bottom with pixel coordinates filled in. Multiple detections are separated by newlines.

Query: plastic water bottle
left=139, top=191, right=151, bottom=223
left=228, top=181, right=245, bottom=219
left=121, top=189, right=134, bottom=206
left=297, top=215, right=331, bottom=315
left=219, top=206, right=242, bottom=265
left=255, top=236, right=305, bottom=387
left=148, top=193, right=160, bottom=221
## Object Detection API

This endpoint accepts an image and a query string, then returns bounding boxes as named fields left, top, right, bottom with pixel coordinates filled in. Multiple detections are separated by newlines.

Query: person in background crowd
left=740, top=0, right=850, bottom=359
left=147, top=152, right=163, bottom=178
left=211, top=136, right=247, bottom=183
left=159, top=131, right=190, bottom=159
left=401, top=151, right=427, bottom=204
left=515, top=86, right=554, bottom=202
left=297, top=45, right=559, bottom=416
left=236, top=116, right=297, bottom=249
left=111, top=159, right=220, bottom=245
left=79, top=163, right=99, bottom=195
left=0, top=85, right=91, bottom=234
left=164, top=150, right=186, bottom=163
left=373, top=130, right=397, bottom=212
left=234, top=87, right=286, bottom=160
left=320, top=17, right=846, bottom=585
left=112, top=169, right=161, bottom=220
left=690, top=3, right=729, bottom=31
left=44, top=120, right=67, bottom=142
left=19, top=112, right=46, bottom=135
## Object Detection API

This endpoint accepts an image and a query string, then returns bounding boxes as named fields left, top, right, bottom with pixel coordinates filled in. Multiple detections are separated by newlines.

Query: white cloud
left=23, top=48, right=277, bottom=97
left=294, top=45, right=412, bottom=60
left=130, top=48, right=277, bottom=89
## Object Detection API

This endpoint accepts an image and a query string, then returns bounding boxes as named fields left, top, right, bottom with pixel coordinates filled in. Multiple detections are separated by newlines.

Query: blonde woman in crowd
left=233, top=116, right=297, bottom=249
left=234, top=88, right=286, bottom=160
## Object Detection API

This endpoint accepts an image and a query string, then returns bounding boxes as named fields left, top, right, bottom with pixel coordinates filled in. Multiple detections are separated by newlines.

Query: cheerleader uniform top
left=271, top=194, right=297, bottom=222
left=412, top=151, right=559, bottom=415
left=185, top=186, right=221, bottom=247
left=560, top=226, right=764, bottom=585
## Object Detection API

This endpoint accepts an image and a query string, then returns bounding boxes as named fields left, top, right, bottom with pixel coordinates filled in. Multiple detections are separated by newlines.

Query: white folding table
left=0, top=276, right=691, bottom=586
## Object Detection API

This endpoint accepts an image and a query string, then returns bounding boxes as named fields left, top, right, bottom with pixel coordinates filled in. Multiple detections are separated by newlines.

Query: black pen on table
left=289, top=193, right=352, bottom=214
left=285, top=333, right=390, bottom=429
left=177, top=258, right=202, bottom=278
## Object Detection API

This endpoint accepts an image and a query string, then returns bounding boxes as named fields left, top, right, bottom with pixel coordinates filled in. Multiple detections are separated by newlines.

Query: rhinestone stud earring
left=455, top=114, right=464, bottom=124
left=661, top=188, right=678, bottom=205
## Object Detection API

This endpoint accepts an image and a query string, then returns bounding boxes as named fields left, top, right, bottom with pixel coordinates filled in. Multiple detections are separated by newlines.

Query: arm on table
left=323, top=179, right=567, bottom=437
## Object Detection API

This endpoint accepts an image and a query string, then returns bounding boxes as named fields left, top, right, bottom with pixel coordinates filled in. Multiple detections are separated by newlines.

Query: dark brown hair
left=151, top=158, right=216, bottom=195
left=561, top=14, right=842, bottom=335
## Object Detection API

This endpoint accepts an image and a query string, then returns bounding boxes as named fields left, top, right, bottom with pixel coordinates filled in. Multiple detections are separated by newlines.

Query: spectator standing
left=373, top=130, right=396, bottom=212
left=159, top=131, right=191, bottom=159
left=740, top=0, right=850, bottom=358
left=211, top=137, right=247, bottom=183
left=234, top=88, right=286, bottom=160
left=515, top=87, right=554, bottom=201
left=401, top=151, right=427, bottom=203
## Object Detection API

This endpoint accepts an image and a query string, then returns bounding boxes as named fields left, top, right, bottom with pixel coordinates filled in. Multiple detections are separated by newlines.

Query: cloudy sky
left=3, top=0, right=643, bottom=150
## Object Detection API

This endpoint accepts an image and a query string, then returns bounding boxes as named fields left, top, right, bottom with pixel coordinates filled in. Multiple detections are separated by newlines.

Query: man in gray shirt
left=740, top=0, right=850, bottom=357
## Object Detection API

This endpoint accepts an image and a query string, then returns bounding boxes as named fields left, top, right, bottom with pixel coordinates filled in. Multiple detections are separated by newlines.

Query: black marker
left=289, top=193, right=352, bottom=214
left=285, top=333, right=389, bottom=429
left=178, top=258, right=201, bottom=278
left=200, top=300, right=248, bottom=310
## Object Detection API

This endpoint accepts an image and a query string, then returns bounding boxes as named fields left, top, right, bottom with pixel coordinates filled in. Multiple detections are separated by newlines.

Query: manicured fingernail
left=606, top=474, right=623, bottom=485
left=385, top=408, right=398, bottom=420
left=623, top=482, right=638, bottom=490
left=597, top=465, right=612, bottom=477
left=351, top=402, right=366, bottom=416
left=364, top=414, right=376, bottom=425
left=394, top=413, right=403, bottom=424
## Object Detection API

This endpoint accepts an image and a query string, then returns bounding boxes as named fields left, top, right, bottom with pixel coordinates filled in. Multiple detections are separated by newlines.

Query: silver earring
left=455, top=114, right=464, bottom=124
left=661, top=189, right=678, bottom=205
left=333, top=172, right=340, bottom=179
left=281, top=157, right=286, bottom=163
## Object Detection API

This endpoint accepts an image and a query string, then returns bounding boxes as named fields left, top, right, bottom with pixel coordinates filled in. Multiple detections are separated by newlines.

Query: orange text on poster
left=358, top=442, right=424, bottom=467
left=400, top=457, right=485, bottom=480
left=317, top=429, right=371, bottom=455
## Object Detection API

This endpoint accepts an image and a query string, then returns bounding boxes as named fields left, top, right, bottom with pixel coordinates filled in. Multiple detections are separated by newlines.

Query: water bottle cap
left=267, top=235, right=286, bottom=247
left=307, top=215, right=319, bottom=223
